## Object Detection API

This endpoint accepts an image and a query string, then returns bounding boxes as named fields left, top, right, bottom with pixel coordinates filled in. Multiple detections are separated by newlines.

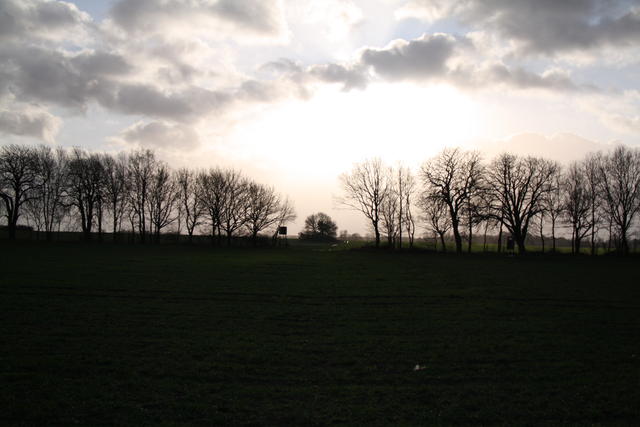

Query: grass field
left=1, top=241, right=639, bottom=425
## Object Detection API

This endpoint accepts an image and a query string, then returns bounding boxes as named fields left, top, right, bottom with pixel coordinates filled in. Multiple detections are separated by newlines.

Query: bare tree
left=381, top=179, right=399, bottom=248
left=421, top=148, right=483, bottom=254
left=176, top=168, right=203, bottom=243
left=542, top=166, right=564, bottom=252
left=147, top=162, right=178, bottom=242
left=338, top=158, right=389, bottom=248
left=400, top=167, right=417, bottom=248
left=486, top=154, right=557, bottom=253
left=420, top=195, right=451, bottom=252
left=598, top=145, right=640, bottom=255
left=67, top=148, right=104, bottom=240
left=583, top=153, right=603, bottom=255
left=197, top=168, right=225, bottom=245
left=127, top=149, right=156, bottom=243
left=564, top=162, right=593, bottom=254
left=391, top=165, right=417, bottom=249
left=244, top=182, right=282, bottom=244
left=218, top=169, right=248, bottom=246
left=272, top=197, right=296, bottom=244
left=0, top=144, right=39, bottom=240
left=102, top=152, right=129, bottom=239
left=28, top=146, right=69, bottom=240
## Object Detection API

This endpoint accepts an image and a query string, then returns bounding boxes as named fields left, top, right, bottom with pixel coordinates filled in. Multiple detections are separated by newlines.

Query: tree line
left=339, top=146, right=640, bottom=255
left=0, top=144, right=296, bottom=244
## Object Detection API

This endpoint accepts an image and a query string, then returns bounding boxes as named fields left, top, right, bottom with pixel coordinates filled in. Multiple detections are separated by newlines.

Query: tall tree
left=421, top=148, right=483, bottom=254
left=401, top=169, right=417, bottom=248
left=583, top=153, right=603, bottom=255
left=147, top=162, right=178, bottom=242
left=127, top=149, right=155, bottom=243
left=176, top=168, right=203, bottom=243
left=380, top=184, right=399, bottom=248
left=420, top=195, right=451, bottom=252
left=31, top=146, right=69, bottom=240
left=102, top=152, right=129, bottom=238
left=564, top=162, right=593, bottom=254
left=598, top=145, right=640, bottom=255
left=338, top=158, right=389, bottom=248
left=486, top=154, right=557, bottom=253
left=542, top=165, right=564, bottom=252
left=67, top=148, right=104, bottom=240
left=0, top=144, right=38, bottom=240
left=218, top=169, right=248, bottom=246
left=244, top=182, right=282, bottom=244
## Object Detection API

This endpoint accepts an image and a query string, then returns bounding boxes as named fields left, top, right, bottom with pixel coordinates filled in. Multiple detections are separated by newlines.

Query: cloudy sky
left=1, top=0, right=639, bottom=234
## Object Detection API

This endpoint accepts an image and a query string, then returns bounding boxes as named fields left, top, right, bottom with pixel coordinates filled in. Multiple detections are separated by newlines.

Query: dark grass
left=1, top=241, right=639, bottom=425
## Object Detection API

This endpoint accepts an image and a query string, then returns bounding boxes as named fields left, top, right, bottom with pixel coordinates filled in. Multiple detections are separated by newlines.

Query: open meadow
left=1, top=241, right=639, bottom=425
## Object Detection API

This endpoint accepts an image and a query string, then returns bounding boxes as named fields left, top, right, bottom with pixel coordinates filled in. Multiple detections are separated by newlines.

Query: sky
left=1, top=0, right=640, bottom=235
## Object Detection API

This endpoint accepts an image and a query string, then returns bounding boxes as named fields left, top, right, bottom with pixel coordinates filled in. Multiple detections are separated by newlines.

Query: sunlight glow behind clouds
left=226, top=83, right=482, bottom=178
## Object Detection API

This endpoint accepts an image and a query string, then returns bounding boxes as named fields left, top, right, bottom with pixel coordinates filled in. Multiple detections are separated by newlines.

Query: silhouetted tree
left=542, top=165, right=564, bottom=252
left=28, top=146, right=69, bottom=240
left=272, top=197, right=296, bottom=243
left=299, top=212, right=338, bottom=241
left=176, top=168, right=203, bottom=243
left=421, top=148, right=483, bottom=254
left=102, top=152, right=129, bottom=239
left=394, top=165, right=417, bottom=249
left=598, top=145, right=640, bottom=255
left=486, top=154, right=557, bottom=253
left=147, top=162, right=178, bottom=242
left=127, top=149, right=155, bottom=243
left=218, top=169, right=248, bottom=245
left=244, top=182, right=282, bottom=244
left=583, top=153, right=603, bottom=255
left=381, top=182, right=399, bottom=247
left=0, top=144, right=38, bottom=240
left=339, top=158, right=389, bottom=247
left=401, top=169, right=417, bottom=248
left=564, top=162, right=593, bottom=254
left=67, top=148, right=104, bottom=240
left=420, top=195, right=451, bottom=252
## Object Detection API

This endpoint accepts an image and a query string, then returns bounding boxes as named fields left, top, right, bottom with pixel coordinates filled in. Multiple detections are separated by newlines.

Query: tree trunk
left=8, top=223, right=16, bottom=240
left=483, top=223, right=488, bottom=252
left=590, top=207, right=596, bottom=256
left=452, top=219, right=463, bottom=254
left=439, top=233, right=447, bottom=253
left=515, top=232, right=526, bottom=254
